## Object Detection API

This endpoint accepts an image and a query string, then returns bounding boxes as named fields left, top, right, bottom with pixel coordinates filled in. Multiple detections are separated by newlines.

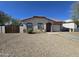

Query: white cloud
left=64, top=19, right=73, bottom=22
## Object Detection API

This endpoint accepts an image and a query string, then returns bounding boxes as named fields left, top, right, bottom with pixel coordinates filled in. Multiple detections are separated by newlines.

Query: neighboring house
left=21, top=16, right=63, bottom=32
left=63, top=19, right=79, bottom=32
left=62, top=22, right=77, bottom=32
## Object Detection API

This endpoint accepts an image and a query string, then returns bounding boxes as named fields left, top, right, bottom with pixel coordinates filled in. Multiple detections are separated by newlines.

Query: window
left=77, top=25, right=79, bottom=28
left=37, top=23, right=44, bottom=30
left=27, top=23, right=33, bottom=30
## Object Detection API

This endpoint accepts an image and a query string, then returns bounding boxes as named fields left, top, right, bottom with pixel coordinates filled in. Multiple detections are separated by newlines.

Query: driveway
left=0, top=32, right=79, bottom=57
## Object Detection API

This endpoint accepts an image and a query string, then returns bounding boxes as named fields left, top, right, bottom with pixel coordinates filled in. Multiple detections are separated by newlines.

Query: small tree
left=0, top=11, right=11, bottom=25
left=0, top=11, right=11, bottom=33
left=11, top=19, right=21, bottom=26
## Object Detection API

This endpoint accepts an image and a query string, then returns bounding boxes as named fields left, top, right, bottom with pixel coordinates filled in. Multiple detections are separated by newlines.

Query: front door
left=46, top=23, right=51, bottom=32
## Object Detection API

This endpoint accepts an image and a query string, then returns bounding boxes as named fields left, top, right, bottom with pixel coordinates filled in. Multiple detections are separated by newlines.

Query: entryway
left=46, top=23, right=52, bottom=32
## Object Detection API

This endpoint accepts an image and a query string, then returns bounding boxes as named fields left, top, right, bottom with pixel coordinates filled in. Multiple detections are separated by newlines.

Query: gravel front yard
left=0, top=32, right=79, bottom=57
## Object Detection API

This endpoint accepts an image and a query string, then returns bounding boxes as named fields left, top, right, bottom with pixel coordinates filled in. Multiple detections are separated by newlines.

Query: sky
left=0, top=1, right=74, bottom=21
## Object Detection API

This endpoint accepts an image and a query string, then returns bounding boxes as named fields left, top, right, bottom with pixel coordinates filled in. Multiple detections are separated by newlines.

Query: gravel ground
left=0, top=32, right=79, bottom=57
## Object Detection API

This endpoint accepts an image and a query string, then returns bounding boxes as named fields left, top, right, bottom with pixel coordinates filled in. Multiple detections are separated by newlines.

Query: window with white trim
left=37, top=23, right=44, bottom=30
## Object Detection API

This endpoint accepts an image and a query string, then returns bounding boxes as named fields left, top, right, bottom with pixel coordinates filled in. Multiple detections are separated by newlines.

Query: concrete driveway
left=0, top=32, right=79, bottom=57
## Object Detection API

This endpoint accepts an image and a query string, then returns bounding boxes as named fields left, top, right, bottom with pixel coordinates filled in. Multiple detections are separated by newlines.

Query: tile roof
left=21, top=16, right=63, bottom=25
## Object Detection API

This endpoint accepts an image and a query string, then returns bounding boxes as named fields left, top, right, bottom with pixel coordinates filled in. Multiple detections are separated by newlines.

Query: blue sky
left=0, top=1, right=74, bottom=20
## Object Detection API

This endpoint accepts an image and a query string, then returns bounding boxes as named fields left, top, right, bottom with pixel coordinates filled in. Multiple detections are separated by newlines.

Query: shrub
left=23, top=29, right=27, bottom=33
left=27, top=28, right=33, bottom=34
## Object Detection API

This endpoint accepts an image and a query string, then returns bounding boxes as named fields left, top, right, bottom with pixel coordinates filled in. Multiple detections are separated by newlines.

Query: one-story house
left=0, top=16, right=78, bottom=33
left=21, top=16, right=63, bottom=32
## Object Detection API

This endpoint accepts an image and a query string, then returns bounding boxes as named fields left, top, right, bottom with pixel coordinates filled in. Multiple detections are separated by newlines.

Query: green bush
left=27, top=28, right=33, bottom=34
left=23, top=29, right=27, bottom=33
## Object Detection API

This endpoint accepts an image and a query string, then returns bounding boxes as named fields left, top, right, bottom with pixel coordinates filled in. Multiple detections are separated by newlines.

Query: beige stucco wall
left=23, top=18, right=53, bottom=32
left=0, top=26, right=5, bottom=33
left=22, top=18, right=61, bottom=32
left=20, top=26, right=24, bottom=33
